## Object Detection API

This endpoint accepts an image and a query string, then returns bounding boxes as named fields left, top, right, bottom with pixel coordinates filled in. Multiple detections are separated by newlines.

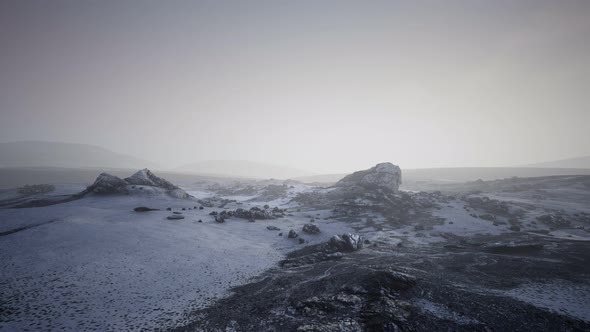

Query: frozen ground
left=2, top=174, right=590, bottom=331
left=0, top=183, right=352, bottom=331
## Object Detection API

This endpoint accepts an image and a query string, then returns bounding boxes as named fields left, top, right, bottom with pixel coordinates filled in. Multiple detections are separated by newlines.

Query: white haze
left=1, top=1, right=589, bottom=174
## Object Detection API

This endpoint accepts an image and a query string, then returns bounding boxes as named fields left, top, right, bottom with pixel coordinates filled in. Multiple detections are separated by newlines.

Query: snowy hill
left=0, top=141, right=157, bottom=169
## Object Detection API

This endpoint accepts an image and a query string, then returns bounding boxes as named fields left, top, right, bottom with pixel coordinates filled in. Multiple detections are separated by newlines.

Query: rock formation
left=328, top=233, right=364, bottom=252
left=125, top=168, right=179, bottom=191
left=83, top=169, right=190, bottom=199
left=335, top=162, right=401, bottom=192
left=88, top=173, right=129, bottom=194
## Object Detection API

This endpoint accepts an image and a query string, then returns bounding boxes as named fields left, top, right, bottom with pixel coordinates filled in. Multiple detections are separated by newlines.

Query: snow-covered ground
left=0, top=185, right=352, bottom=331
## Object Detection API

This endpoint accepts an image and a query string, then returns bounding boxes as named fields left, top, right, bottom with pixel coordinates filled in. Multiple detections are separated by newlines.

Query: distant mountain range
left=0, top=141, right=157, bottom=169
left=175, top=160, right=316, bottom=179
left=525, top=155, right=590, bottom=169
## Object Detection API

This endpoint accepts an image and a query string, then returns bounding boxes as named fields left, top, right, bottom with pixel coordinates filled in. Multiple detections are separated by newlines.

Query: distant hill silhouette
left=0, top=141, right=157, bottom=169
left=525, top=155, right=590, bottom=169
left=175, top=160, right=315, bottom=179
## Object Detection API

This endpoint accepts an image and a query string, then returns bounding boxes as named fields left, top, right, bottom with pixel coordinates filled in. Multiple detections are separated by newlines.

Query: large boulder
left=335, top=162, right=401, bottom=192
left=88, top=173, right=128, bottom=194
left=125, top=168, right=179, bottom=190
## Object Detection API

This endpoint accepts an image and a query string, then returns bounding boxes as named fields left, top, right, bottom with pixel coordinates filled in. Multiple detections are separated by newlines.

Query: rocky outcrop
left=81, top=169, right=191, bottom=199
left=125, top=168, right=179, bottom=191
left=328, top=233, right=364, bottom=252
left=335, top=162, right=401, bottom=192
left=88, top=173, right=129, bottom=194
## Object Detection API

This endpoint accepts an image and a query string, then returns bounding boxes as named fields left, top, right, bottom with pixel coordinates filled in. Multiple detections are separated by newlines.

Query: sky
left=1, top=0, right=589, bottom=173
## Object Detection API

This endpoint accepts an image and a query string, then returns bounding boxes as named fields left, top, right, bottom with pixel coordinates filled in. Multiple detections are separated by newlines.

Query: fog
left=1, top=0, right=589, bottom=173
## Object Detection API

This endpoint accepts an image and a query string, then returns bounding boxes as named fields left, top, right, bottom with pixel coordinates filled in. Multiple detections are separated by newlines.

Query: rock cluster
left=17, top=184, right=55, bottom=195
left=212, top=206, right=287, bottom=221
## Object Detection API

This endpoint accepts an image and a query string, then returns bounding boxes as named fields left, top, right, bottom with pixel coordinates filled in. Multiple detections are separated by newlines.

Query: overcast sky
left=1, top=0, right=589, bottom=173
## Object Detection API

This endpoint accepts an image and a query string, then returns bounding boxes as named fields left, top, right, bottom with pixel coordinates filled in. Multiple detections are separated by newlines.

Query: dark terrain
left=174, top=173, right=590, bottom=332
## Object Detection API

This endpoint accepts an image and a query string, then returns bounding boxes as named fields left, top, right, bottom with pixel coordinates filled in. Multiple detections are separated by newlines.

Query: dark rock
left=509, top=225, right=521, bottom=232
left=215, top=216, right=226, bottom=223
left=302, top=223, right=320, bottom=234
left=88, top=173, right=128, bottom=194
left=166, top=207, right=172, bottom=211
left=198, top=219, right=202, bottom=223
left=278, top=232, right=283, bottom=236
left=133, top=207, right=159, bottom=212
left=479, top=214, right=496, bottom=221
left=288, top=230, right=298, bottom=238
left=199, top=206, right=204, bottom=210
left=267, top=226, right=281, bottom=231
left=298, top=238, right=305, bottom=244
left=230, top=206, right=287, bottom=220
left=167, top=215, right=184, bottom=220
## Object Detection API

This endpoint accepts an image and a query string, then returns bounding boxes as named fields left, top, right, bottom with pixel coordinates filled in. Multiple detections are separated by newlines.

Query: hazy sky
left=1, top=0, right=589, bottom=173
